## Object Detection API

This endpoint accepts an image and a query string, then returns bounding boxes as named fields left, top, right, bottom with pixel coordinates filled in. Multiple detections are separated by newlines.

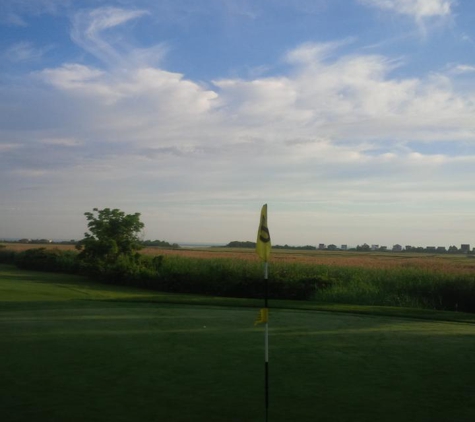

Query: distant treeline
left=225, top=241, right=256, bottom=248
left=225, top=241, right=473, bottom=254
left=1, top=239, right=180, bottom=248
left=0, top=239, right=77, bottom=245
left=225, top=241, right=316, bottom=250
left=140, top=240, right=180, bottom=248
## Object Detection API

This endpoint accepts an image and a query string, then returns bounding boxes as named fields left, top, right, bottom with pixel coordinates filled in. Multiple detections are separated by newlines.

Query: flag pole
left=255, top=204, right=271, bottom=422
left=264, top=261, right=269, bottom=422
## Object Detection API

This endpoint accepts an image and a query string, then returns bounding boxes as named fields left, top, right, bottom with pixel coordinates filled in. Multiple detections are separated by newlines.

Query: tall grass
left=4, top=246, right=475, bottom=312
left=155, top=256, right=315, bottom=299
left=313, top=265, right=475, bottom=311
left=151, top=257, right=475, bottom=311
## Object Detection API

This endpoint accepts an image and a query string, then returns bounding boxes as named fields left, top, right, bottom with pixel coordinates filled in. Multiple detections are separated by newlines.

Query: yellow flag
left=254, top=308, right=269, bottom=325
left=256, top=204, right=271, bottom=262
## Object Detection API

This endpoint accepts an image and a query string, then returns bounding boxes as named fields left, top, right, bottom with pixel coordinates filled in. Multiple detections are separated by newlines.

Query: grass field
left=5, top=242, right=475, bottom=273
left=2, top=264, right=475, bottom=421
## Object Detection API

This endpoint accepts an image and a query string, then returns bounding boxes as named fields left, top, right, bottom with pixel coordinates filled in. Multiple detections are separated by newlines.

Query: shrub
left=81, top=253, right=165, bottom=287
left=0, top=248, right=16, bottom=264
left=14, top=248, right=79, bottom=273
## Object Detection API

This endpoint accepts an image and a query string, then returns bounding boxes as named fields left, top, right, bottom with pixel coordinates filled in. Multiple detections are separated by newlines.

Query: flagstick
left=256, top=204, right=271, bottom=422
left=264, top=261, right=269, bottom=422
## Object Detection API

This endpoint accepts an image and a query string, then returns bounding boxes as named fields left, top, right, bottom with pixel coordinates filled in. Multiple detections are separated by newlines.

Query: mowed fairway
left=2, top=265, right=475, bottom=421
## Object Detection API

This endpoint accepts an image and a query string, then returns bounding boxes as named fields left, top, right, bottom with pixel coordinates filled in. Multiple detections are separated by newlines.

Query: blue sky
left=2, top=0, right=475, bottom=247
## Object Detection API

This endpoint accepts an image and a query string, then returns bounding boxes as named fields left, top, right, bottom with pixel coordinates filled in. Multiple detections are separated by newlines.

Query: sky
left=1, top=0, right=475, bottom=247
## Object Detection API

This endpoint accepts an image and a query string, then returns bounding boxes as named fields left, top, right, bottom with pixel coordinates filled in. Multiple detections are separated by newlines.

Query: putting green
left=1, top=265, right=475, bottom=422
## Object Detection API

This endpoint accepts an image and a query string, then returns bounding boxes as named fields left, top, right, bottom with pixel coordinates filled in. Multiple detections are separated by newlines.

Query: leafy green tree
left=76, top=208, right=144, bottom=266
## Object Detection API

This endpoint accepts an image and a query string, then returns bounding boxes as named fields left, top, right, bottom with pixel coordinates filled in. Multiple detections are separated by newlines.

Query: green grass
left=2, top=264, right=475, bottom=421
left=0, top=264, right=160, bottom=302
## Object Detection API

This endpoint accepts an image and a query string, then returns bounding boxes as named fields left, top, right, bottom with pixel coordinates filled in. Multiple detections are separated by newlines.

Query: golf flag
left=256, top=204, right=271, bottom=262
left=254, top=308, right=269, bottom=325
left=256, top=204, right=271, bottom=422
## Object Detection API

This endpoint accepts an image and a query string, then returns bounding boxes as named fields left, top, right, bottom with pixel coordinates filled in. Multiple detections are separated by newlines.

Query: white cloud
left=38, top=63, right=217, bottom=115
left=4, top=32, right=475, bottom=242
left=0, top=0, right=71, bottom=25
left=448, top=64, right=475, bottom=75
left=3, top=41, right=50, bottom=62
left=4, top=1, right=475, bottom=245
left=27, top=39, right=475, bottom=171
left=285, top=39, right=355, bottom=64
left=359, top=0, right=454, bottom=19
left=37, top=64, right=111, bottom=97
left=359, top=0, right=455, bottom=35
left=39, top=137, right=82, bottom=146
left=215, top=42, right=475, bottom=145
left=70, top=7, right=153, bottom=66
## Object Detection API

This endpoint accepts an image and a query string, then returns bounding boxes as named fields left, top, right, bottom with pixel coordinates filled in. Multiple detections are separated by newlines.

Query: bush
left=0, top=248, right=17, bottom=264
left=79, top=253, right=165, bottom=287
left=14, top=248, right=80, bottom=273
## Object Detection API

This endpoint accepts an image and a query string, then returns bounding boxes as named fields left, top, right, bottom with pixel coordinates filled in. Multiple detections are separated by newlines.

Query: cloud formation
left=16, top=34, right=475, bottom=208
left=1, top=2, right=475, bottom=245
left=3, top=41, right=50, bottom=62
left=70, top=7, right=152, bottom=66
left=359, top=0, right=454, bottom=20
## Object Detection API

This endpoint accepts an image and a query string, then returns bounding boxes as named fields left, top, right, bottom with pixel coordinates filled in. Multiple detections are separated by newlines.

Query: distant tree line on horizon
left=225, top=241, right=317, bottom=250
left=1, top=238, right=180, bottom=249
left=2, top=237, right=472, bottom=255
left=225, top=241, right=474, bottom=254
left=141, top=239, right=180, bottom=248
left=355, top=243, right=473, bottom=254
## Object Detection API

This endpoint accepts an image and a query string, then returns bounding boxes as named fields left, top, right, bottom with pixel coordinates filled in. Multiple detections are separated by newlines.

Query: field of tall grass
left=154, top=256, right=475, bottom=311
left=2, top=243, right=475, bottom=312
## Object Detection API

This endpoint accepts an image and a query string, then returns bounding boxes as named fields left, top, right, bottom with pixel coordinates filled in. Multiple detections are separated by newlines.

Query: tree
left=356, top=243, right=370, bottom=252
left=76, top=208, right=144, bottom=265
left=448, top=245, right=459, bottom=254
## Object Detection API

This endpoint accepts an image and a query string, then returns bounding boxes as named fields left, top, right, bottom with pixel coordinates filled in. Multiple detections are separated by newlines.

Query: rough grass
left=5, top=243, right=475, bottom=273
left=4, top=244, right=475, bottom=312
left=2, top=266, right=475, bottom=421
